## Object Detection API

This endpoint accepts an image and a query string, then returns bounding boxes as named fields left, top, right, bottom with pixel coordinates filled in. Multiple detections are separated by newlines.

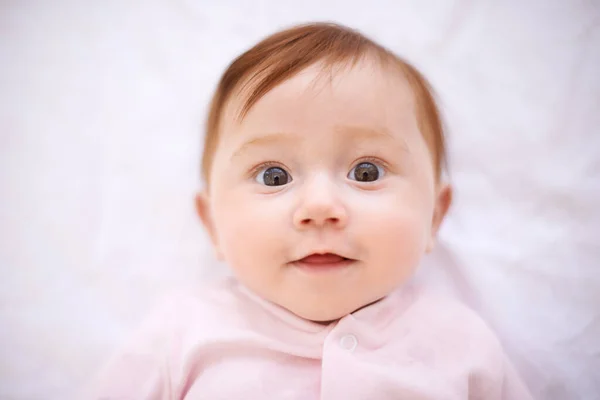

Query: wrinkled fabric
left=86, top=278, right=532, bottom=399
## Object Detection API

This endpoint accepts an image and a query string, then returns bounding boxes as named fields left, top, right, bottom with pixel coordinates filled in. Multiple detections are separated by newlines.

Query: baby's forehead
left=219, top=65, right=415, bottom=155
left=226, top=58, right=415, bottom=126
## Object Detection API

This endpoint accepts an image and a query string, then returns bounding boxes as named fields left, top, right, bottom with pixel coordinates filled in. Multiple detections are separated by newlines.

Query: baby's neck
left=310, top=297, right=385, bottom=325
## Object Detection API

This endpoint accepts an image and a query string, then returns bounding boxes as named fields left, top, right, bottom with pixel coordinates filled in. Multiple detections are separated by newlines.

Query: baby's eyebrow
left=230, top=125, right=409, bottom=161
left=334, top=125, right=411, bottom=153
left=231, top=132, right=297, bottom=161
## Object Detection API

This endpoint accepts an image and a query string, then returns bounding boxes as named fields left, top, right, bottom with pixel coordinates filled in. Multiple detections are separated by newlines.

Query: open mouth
left=292, top=253, right=355, bottom=270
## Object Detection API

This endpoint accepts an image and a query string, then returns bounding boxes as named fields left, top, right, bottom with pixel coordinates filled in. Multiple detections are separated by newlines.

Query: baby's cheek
left=363, top=206, right=428, bottom=268
left=217, top=199, right=285, bottom=268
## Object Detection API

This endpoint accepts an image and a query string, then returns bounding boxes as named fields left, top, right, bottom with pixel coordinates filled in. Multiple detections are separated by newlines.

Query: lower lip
left=291, top=259, right=356, bottom=272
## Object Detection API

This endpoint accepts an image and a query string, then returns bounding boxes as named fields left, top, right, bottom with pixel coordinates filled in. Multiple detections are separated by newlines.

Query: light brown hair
left=202, top=22, right=446, bottom=185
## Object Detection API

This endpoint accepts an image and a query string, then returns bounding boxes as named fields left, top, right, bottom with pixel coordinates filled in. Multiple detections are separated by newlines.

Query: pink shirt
left=86, top=278, right=532, bottom=399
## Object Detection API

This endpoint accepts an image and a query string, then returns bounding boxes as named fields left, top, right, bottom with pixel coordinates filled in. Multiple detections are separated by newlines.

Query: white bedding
left=1, top=1, right=598, bottom=399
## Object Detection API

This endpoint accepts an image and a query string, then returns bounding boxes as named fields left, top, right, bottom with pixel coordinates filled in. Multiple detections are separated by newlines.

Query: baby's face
left=201, top=60, right=443, bottom=321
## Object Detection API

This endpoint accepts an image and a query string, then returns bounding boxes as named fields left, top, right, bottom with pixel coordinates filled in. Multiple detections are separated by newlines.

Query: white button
left=339, top=334, right=358, bottom=352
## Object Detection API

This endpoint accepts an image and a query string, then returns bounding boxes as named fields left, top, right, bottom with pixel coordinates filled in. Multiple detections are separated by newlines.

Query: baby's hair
left=202, top=22, right=446, bottom=185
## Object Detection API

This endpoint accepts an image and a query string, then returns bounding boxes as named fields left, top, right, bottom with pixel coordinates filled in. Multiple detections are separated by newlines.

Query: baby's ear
left=195, top=192, right=223, bottom=260
left=426, top=183, right=453, bottom=253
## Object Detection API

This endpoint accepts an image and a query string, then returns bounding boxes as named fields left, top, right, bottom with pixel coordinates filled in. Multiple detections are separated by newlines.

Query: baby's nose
left=294, top=208, right=346, bottom=229
left=292, top=177, right=348, bottom=230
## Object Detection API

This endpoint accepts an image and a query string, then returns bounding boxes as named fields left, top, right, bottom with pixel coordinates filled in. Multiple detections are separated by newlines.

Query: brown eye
left=350, top=162, right=381, bottom=182
left=258, top=166, right=290, bottom=186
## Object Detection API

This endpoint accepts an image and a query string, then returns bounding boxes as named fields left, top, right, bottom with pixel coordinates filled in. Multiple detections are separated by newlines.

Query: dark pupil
left=354, top=162, right=379, bottom=182
left=263, top=167, right=289, bottom=186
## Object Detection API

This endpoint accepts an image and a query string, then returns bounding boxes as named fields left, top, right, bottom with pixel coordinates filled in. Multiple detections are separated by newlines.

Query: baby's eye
left=348, top=162, right=384, bottom=182
left=256, top=166, right=291, bottom=186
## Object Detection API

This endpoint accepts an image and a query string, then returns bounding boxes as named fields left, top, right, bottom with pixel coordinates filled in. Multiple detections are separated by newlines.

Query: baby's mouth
left=291, top=253, right=355, bottom=270
left=299, top=253, right=348, bottom=264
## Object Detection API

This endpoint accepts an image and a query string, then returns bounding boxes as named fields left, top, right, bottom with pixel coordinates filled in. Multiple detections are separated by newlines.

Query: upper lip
left=292, top=250, right=354, bottom=262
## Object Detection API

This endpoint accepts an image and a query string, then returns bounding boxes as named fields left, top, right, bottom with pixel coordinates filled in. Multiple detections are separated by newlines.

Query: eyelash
left=249, top=161, right=289, bottom=179
left=350, top=156, right=389, bottom=173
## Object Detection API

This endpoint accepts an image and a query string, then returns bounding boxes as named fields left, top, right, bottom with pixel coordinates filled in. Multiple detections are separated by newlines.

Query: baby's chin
left=284, top=296, right=385, bottom=324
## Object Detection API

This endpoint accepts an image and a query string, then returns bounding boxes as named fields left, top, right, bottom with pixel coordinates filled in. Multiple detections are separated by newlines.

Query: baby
left=87, top=23, right=532, bottom=399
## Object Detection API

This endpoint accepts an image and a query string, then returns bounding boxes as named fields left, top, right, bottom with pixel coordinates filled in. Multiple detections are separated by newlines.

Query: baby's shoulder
left=409, top=286, right=498, bottom=333
left=399, top=286, right=506, bottom=362
left=84, top=279, right=255, bottom=398
left=148, top=277, right=253, bottom=330
left=384, top=287, right=532, bottom=398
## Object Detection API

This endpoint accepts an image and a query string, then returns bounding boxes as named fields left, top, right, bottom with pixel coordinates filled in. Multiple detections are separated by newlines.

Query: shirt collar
left=235, top=277, right=417, bottom=334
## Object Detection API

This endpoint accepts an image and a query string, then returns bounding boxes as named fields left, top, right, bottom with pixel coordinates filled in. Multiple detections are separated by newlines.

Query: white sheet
left=1, top=1, right=598, bottom=398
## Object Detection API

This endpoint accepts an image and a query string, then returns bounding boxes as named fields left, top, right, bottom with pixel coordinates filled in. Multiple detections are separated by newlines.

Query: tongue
left=301, top=253, right=346, bottom=264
